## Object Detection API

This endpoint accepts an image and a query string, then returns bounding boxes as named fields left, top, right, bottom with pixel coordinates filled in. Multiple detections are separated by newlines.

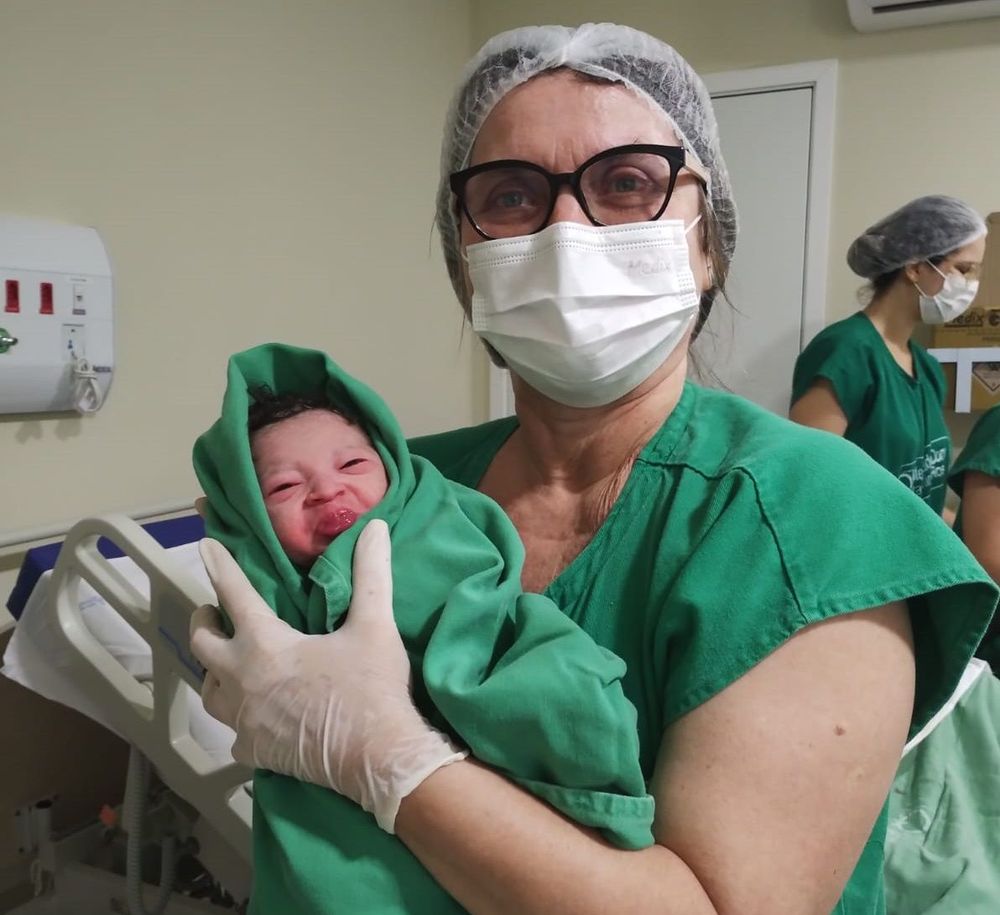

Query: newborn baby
left=248, top=388, right=387, bottom=564
left=193, top=343, right=653, bottom=914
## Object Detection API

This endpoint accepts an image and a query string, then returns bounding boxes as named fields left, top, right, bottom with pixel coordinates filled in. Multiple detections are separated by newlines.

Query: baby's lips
left=317, top=508, right=359, bottom=538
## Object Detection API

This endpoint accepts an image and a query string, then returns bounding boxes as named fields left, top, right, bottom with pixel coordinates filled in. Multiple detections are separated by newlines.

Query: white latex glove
left=189, top=519, right=467, bottom=832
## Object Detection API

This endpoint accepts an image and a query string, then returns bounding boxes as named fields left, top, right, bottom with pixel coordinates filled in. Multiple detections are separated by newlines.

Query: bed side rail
left=49, top=514, right=253, bottom=861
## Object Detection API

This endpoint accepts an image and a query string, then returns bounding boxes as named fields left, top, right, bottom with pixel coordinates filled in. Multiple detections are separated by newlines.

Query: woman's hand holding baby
left=189, top=519, right=467, bottom=832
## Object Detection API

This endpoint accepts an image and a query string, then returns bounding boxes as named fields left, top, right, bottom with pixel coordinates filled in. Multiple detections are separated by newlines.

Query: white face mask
left=915, top=262, right=979, bottom=325
left=466, top=220, right=702, bottom=408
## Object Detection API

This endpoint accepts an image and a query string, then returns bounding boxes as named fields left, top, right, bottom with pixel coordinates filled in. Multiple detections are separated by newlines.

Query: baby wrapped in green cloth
left=193, top=343, right=653, bottom=915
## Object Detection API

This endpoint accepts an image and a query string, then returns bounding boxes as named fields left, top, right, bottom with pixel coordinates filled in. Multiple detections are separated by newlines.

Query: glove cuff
left=374, top=733, right=468, bottom=833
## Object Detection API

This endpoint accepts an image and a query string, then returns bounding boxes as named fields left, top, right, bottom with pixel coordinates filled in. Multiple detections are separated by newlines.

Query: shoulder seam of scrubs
left=734, top=465, right=810, bottom=626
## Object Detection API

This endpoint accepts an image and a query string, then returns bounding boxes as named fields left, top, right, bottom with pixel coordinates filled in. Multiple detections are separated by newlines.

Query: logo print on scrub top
left=896, top=436, right=949, bottom=501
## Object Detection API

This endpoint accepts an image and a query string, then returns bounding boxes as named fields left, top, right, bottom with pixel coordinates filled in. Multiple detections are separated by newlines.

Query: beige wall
left=1, top=7, right=995, bottom=593
left=5, top=0, right=997, bottom=555
left=0, top=0, right=480, bottom=554
left=0, top=1, right=480, bottom=888
left=471, top=0, right=1000, bottom=450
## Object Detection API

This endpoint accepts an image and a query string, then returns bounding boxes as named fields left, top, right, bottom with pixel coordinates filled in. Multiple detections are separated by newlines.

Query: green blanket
left=193, top=344, right=653, bottom=914
left=885, top=666, right=1000, bottom=913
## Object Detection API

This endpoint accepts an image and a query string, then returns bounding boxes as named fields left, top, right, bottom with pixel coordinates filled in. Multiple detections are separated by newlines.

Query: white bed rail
left=48, top=514, right=253, bottom=862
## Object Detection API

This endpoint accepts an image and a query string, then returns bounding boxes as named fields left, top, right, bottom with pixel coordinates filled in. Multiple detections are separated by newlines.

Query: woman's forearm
left=394, top=759, right=717, bottom=915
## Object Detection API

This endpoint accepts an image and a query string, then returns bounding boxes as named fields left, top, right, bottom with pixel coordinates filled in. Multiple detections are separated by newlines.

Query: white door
left=695, top=88, right=812, bottom=415
left=698, top=61, right=836, bottom=417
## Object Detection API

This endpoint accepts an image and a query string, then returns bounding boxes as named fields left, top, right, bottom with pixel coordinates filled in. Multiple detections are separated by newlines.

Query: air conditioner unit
left=848, top=0, right=1000, bottom=32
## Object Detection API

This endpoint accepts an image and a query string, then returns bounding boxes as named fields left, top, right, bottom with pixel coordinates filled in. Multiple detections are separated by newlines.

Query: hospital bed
left=2, top=513, right=996, bottom=914
left=2, top=514, right=253, bottom=913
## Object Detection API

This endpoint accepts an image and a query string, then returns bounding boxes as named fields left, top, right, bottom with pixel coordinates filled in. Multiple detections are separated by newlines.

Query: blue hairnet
left=435, top=23, right=736, bottom=307
left=847, top=195, right=986, bottom=279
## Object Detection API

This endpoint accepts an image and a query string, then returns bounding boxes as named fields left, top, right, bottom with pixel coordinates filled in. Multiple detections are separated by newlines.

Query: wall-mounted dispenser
left=0, top=215, right=114, bottom=414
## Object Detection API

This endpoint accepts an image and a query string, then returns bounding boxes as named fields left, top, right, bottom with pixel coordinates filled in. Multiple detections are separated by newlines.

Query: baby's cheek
left=367, top=469, right=390, bottom=508
left=269, top=511, right=312, bottom=561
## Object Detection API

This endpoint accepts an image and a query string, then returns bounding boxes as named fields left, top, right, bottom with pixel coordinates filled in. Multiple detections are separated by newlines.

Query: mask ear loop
left=914, top=260, right=950, bottom=299
left=928, top=260, right=947, bottom=279
left=926, top=259, right=976, bottom=293
left=682, top=212, right=712, bottom=287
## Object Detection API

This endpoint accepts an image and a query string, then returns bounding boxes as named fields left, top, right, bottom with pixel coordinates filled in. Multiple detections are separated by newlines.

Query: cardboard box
left=932, top=307, right=1000, bottom=347
left=941, top=362, right=1000, bottom=411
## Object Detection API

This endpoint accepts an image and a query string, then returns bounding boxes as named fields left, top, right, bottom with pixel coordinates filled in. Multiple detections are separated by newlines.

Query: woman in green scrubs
left=950, top=403, right=1000, bottom=667
left=189, top=25, right=998, bottom=914
left=791, top=196, right=986, bottom=517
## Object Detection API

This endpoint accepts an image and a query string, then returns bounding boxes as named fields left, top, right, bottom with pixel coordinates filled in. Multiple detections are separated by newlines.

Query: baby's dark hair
left=247, top=385, right=360, bottom=436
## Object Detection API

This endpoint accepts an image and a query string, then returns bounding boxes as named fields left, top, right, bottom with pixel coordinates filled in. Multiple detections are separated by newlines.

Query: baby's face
left=251, top=409, right=388, bottom=565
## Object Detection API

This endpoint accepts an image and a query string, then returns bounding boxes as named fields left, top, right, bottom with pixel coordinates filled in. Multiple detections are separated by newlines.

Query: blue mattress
left=6, top=515, right=204, bottom=621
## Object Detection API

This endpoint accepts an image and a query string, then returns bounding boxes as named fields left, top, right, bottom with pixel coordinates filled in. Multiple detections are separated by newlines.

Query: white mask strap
left=685, top=214, right=703, bottom=236
left=928, top=260, right=947, bottom=280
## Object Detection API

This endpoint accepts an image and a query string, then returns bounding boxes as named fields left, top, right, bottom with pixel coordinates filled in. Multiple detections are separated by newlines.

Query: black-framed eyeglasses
left=449, top=143, right=709, bottom=241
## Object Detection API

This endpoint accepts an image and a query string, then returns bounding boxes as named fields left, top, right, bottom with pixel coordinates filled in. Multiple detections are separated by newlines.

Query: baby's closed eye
left=264, top=478, right=302, bottom=499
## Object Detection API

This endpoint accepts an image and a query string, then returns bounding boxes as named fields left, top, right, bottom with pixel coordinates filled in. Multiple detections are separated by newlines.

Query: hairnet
left=435, top=23, right=736, bottom=307
left=847, top=195, right=986, bottom=279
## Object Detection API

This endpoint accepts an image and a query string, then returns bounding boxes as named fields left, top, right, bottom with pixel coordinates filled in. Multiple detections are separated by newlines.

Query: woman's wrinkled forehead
left=468, top=69, right=685, bottom=169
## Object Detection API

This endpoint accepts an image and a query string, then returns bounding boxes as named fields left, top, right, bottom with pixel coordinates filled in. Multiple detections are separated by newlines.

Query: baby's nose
left=308, top=477, right=346, bottom=503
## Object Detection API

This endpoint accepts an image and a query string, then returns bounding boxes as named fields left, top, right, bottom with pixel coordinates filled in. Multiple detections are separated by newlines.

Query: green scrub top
left=948, top=404, right=1000, bottom=670
left=791, top=312, right=951, bottom=513
left=949, top=403, right=1000, bottom=518
left=411, top=382, right=998, bottom=915
left=193, top=345, right=653, bottom=915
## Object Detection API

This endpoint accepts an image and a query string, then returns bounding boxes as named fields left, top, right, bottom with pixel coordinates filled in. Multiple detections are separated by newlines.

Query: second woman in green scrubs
left=950, top=403, right=1000, bottom=667
left=791, top=195, right=986, bottom=516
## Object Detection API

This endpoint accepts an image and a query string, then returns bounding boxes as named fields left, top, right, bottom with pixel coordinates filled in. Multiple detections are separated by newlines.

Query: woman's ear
left=903, top=262, right=922, bottom=285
